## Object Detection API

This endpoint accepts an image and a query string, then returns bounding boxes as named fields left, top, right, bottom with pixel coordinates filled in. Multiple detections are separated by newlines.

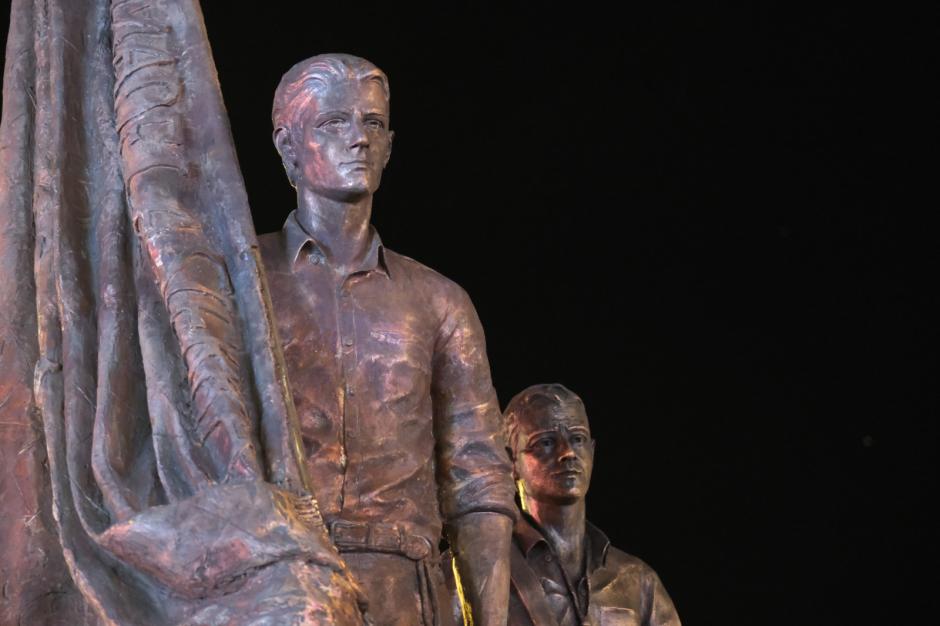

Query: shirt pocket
left=366, top=328, right=431, bottom=411
left=596, top=607, right=640, bottom=626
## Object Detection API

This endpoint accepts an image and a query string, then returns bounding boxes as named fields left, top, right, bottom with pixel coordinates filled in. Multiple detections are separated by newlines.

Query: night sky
left=3, top=2, right=935, bottom=624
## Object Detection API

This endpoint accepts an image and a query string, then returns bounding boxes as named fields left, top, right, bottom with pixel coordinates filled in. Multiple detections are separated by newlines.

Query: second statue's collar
left=281, top=210, right=391, bottom=278
left=514, top=511, right=612, bottom=572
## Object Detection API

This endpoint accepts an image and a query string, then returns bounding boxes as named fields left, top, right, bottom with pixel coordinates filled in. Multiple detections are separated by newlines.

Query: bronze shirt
left=509, top=516, right=681, bottom=626
left=258, top=212, right=516, bottom=548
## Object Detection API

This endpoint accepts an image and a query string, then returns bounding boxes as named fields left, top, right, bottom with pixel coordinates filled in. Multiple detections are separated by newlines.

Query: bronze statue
left=499, top=384, right=681, bottom=626
left=258, top=53, right=517, bottom=626
left=1, top=0, right=516, bottom=619
left=0, top=2, right=639, bottom=625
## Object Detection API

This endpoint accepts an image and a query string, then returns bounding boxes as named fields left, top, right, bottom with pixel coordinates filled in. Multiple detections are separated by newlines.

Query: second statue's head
left=272, top=54, right=393, bottom=201
left=504, top=384, right=596, bottom=508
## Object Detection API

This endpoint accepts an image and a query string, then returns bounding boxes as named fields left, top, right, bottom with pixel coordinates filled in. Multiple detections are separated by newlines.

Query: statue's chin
left=541, top=492, right=583, bottom=507
left=307, top=179, right=380, bottom=203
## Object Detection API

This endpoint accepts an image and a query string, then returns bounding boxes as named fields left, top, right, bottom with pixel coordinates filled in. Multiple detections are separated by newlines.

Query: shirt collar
left=514, top=511, right=549, bottom=557
left=282, top=210, right=390, bottom=278
left=514, top=512, right=612, bottom=572
left=584, top=520, right=611, bottom=570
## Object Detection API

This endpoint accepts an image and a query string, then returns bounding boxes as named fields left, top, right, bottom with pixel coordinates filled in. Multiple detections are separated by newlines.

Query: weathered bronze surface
left=0, top=2, right=640, bottom=624
left=497, top=384, right=680, bottom=626
left=260, top=53, right=517, bottom=626
left=1, top=4, right=518, bottom=622
left=0, top=1, right=365, bottom=624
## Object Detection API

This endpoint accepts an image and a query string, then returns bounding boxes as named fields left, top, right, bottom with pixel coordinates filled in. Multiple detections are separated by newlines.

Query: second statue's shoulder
left=604, top=545, right=653, bottom=572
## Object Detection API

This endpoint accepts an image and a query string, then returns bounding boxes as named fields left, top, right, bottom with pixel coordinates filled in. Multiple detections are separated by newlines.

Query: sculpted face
left=286, top=78, right=392, bottom=201
left=513, top=401, right=595, bottom=506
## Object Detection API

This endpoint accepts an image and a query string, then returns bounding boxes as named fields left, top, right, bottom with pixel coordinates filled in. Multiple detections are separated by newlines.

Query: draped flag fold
left=0, top=1, right=365, bottom=623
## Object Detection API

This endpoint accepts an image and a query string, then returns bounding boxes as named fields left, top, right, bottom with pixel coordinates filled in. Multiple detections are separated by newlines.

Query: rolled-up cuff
left=441, top=471, right=519, bottom=524
left=448, top=506, right=519, bottom=524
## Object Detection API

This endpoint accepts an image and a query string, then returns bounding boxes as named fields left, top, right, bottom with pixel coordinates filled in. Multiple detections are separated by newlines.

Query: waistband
left=328, top=519, right=433, bottom=561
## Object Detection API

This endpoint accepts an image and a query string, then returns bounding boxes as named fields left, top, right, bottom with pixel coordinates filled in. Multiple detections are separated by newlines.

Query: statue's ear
left=273, top=127, right=298, bottom=187
left=506, top=446, right=519, bottom=479
left=383, top=129, right=394, bottom=168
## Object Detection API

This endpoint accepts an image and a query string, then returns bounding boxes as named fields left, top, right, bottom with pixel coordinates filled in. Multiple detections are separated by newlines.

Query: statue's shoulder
left=384, top=248, right=448, bottom=282
left=597, top=545, right=681, bottom=625
left=588, top=522, right=654, bottom=577
left=383, top=248, right=470, bottom=303
left=256, top=230, right=287, bottom=273
left=589, top=522, right=664, bottom=591
left=603, top=545, right=659, bottom=579
left=256, top=230, right=282, bottom=257
left=590, top=543, right=664, bottom=619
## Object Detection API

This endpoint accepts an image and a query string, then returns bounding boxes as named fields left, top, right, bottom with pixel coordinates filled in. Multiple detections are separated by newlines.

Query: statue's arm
left=432, top=282, right=517, bottom=625
left=449, top=512, right=513, bottom=625
left=648, top=568, right=682, bottom=626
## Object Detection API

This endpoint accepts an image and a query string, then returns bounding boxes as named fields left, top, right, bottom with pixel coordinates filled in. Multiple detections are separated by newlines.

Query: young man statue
left=502, top=384, right=680, bottom=626
left=258, top=54, right=516, bottom=625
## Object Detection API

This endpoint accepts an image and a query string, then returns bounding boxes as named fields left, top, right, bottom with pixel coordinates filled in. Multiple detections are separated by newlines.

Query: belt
left=328, top=520, right=433, bottom=561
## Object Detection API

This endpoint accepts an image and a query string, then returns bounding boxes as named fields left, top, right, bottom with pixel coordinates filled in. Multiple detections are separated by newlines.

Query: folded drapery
left=0, top=1, right=364, bottom=623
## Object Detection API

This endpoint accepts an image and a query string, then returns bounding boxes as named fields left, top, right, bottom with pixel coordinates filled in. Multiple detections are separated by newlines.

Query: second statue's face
left=293, top=78, right=392, bottom=201
left=514, top=404, right=595, bottom=506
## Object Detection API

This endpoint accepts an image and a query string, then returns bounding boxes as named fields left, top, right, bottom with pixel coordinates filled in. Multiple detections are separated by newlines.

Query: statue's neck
left=296, top=188, right=373, bottom=273
left=527, top=498, right=586, bottom=582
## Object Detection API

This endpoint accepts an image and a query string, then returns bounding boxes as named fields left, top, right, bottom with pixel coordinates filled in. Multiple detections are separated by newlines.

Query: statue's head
left=272, top=53, right=393, bottom=201
left=504, top=384, right=595, bottom=507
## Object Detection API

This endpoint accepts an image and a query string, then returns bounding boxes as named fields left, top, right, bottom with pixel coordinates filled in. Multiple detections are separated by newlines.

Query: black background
left=198, top=4, right=935, bottom=624
left=5, top=2, right=937, bottom=624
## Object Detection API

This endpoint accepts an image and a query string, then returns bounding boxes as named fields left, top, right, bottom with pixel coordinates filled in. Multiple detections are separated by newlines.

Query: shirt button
left=544, top=554, right=553, bottom=563
left=343, top=337, right=353, bottom=347
left=340, top=290, right=350, bottom=298
left=347, top=388, right=356, bottom=397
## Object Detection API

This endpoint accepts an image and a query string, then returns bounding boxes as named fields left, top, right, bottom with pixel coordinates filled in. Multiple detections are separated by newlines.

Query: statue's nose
left=348, top=118, right=370, bottom=150
left=557, top=438, right=576, bottom=461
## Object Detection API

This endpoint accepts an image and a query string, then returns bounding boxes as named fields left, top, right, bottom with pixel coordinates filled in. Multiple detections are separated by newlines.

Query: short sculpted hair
left=272, top=53, right=390, bottom=137
left=503, top=383, right=587, bottom=455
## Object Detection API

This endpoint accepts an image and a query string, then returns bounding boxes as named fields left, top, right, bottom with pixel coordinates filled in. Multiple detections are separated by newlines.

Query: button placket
left=294, top=255, right=348, bottom=512
left=337, top=278, right=359, bottom=508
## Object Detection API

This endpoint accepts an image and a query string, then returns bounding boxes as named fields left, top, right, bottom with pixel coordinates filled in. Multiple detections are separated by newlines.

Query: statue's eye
left=365, top=119, right=385, bottom=130
left=570, top=434, right=586, bottom=446
left=318, top=118, right=345, bottom=129
left=537, top=437, right=554, bottom=451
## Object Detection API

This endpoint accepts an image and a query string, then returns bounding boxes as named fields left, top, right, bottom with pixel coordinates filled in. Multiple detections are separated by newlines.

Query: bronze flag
left=0, top=1, right=364, bottom=623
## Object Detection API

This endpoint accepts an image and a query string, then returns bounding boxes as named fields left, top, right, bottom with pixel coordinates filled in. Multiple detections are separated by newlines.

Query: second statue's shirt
left=508, top=515, right=681, bottom=626
left=259, top=212, right=516, bottom=549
